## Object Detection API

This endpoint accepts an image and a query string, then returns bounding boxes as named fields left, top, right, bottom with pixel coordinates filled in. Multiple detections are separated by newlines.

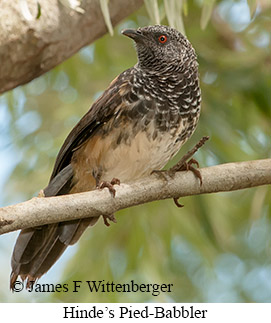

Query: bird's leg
left=152, top=136, right=209, bottom=179
left=168, top=136, right=209, bottom=181
left=173, top=136, right=209, bottom=207
left=96, top=177, right=120, bottom=226
left=152, top=136, right=209, bottom=207
left=171, top=136, right=209, bottom=207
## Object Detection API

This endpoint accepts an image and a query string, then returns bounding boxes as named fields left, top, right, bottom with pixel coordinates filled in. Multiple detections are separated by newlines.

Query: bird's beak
left=121, top=29, right=144, bottom=42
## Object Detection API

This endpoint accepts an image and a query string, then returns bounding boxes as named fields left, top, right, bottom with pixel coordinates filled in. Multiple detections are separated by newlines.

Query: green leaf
left=175, top=0, right=185, bottom=34
left=164, top=0, right=185, bottom=34
left=99, top=0, right=114, bottom=36
left=183, top=0, right=188, bottom=17
left=200, top=0, right=216, bottom=30
left=144, top=0, right=160, bottom=25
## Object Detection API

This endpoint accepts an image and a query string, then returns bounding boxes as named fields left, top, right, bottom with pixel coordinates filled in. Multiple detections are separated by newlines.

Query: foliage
left=0, top=0, right=270, bottom=302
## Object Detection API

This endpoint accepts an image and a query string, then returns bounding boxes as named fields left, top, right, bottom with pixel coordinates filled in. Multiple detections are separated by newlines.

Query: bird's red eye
left=158, top=35, right=167, bottom=44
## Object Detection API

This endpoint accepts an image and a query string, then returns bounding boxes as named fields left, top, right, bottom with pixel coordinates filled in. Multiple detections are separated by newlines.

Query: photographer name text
left=13, top=279, right=173, bottom=297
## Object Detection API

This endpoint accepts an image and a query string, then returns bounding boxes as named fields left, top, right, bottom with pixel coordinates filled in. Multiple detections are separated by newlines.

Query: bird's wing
left=50, top=68, right=133, bottom=181
left=10, top=69, right=134, bottom=289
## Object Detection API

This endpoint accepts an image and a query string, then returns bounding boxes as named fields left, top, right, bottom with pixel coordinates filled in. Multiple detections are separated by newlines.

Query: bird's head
left=122, top=25, right=197, bottom=74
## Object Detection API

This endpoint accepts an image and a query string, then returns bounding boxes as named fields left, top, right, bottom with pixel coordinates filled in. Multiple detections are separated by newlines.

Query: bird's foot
left=103, top=214, right=117, bottom=227
left=170, top=159, right=201, bottom=208
left=170, top=158, right=202, bottom=184
left=97, top=178, right=120, bottom=197
left=168, top=136, right=209, bottom=181
left=152, top=161, right=201, bottom=183
left=152, top=136, right=209, bottom=207
left=97, top=178, right=120, bottom=226
left=170, top=136, right=209, bottom=207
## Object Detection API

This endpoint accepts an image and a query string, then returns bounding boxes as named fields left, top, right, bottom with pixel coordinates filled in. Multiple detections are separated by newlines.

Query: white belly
left=71, top=119, right=192, bottom=192
left=101, top=121, right=187, bottom=183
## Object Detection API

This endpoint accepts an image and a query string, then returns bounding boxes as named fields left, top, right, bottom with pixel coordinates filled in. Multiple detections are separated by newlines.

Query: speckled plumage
left=10, top=25, right=201, bottom=289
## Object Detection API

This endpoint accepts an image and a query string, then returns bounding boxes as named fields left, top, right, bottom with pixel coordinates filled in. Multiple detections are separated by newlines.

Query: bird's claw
left=173, top=198, right=184, bottom=208
left=110, top=178, right=121, bottom=186
left=170, top=158, right=202, bottom=185
left=151, top=136, right=209, bottom=208
left=97, top=178, right=120, bottom=226
left=97, top=178, right=121, bottom=197
left=103, top=214, right=117, bottom=227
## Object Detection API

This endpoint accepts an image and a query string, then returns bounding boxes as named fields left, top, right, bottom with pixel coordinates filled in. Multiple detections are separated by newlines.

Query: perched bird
left=10, top=25, right=201, bottom=289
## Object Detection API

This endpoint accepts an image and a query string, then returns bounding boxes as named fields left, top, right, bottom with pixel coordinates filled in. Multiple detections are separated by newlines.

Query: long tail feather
left=10, top=165, right=99, bottom=290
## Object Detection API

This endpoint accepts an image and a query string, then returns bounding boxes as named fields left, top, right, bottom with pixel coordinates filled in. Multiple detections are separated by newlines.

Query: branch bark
left=0, top=159, right=270, bottom=235
left=0, top=0, right=144, bottom=94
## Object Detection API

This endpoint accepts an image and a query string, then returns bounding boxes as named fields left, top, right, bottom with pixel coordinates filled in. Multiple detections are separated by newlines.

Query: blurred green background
left=0, top=0, right=270, bottom=302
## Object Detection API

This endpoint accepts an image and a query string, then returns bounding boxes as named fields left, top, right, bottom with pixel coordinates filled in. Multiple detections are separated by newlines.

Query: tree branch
left=0, top=0, right=144, bottom=94
left=0, top=159, right=270, bottom=235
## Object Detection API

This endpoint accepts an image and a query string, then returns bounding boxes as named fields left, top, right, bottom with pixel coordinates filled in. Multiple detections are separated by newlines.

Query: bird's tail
left=10, top=165, right=98, bottom=290
left=10, top=218, right=97, bottom=289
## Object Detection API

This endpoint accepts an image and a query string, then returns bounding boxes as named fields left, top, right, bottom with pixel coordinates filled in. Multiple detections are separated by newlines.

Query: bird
left=10, top=25, right=201, bottom=290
